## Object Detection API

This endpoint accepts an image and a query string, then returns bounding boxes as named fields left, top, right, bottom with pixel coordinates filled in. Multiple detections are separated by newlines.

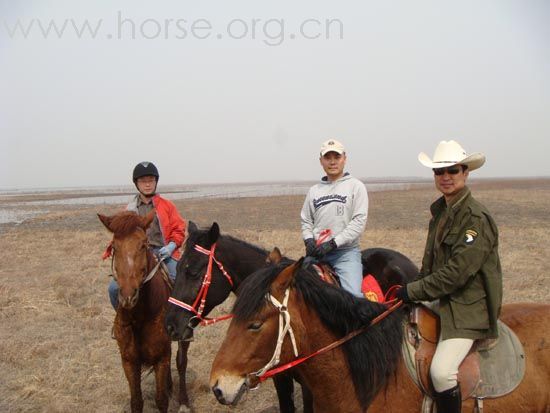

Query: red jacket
left=127, top=194, right=186, bottom=260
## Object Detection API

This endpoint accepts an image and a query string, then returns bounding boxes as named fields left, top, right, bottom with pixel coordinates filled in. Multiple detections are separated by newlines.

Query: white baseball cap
left=320, top=139, right=345, bottom=156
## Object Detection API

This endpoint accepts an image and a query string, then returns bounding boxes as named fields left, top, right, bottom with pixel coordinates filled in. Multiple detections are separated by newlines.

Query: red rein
left=256, top=299, right=403, bottom=382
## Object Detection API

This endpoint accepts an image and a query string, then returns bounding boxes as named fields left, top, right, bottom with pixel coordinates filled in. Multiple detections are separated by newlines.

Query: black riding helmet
left=132, top=161, right=159, bottom=183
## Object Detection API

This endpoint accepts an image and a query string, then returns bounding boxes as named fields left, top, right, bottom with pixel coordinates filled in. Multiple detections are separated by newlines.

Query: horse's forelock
left=232, top=260, right=294, bottom=320
left=109, top=212, right=145, bottom=237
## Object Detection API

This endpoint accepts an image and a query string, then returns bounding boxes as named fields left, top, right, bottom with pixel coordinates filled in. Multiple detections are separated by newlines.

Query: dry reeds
left=1, top=179, right=548, bottom=412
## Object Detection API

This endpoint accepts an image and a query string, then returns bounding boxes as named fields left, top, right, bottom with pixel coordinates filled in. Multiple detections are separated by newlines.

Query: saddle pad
left=403, top=320, right=526, bottom=404
left=402, top=325, right=421, bottom=387
left=474, top=320, right=526, bottom=398
left=402, top=331, right=438, bottom=413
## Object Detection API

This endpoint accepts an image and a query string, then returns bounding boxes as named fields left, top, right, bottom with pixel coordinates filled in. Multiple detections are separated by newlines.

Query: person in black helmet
left=106, top=161, right=187, bottom=310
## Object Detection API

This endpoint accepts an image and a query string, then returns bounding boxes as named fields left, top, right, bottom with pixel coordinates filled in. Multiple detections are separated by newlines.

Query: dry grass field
left=1, top=178, right=549, bottom=412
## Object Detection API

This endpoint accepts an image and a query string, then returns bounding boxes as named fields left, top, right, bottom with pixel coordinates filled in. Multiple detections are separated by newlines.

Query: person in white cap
left=300, top=139, right=368, bottom=297
left=395, top=140, right=503, bottom=413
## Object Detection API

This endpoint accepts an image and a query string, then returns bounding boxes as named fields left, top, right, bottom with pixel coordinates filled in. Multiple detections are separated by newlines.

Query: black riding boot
left=435, top=385, right=461, bottom=413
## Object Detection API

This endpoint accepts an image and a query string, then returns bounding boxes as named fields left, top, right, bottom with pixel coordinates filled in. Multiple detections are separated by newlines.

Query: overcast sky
left=1, top=0, right=549, bottom=189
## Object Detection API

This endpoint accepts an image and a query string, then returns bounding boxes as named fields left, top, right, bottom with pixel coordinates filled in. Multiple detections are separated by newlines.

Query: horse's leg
left=301, top=383, right=314, bottom=413
left=153, top=356, right=172, bottom=413
left=176, top=340, right=191, bottom=411
left=122, top=360, right=143, bottom=413
left=273, top=373, right=295, bottom=413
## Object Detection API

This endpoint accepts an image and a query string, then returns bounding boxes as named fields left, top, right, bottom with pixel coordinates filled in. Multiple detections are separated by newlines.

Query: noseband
left=168, top=243, right=235, bottom=326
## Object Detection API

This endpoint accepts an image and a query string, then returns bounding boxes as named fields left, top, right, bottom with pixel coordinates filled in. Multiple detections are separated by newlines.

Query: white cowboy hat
left=418, top=140, right=486, bottom=171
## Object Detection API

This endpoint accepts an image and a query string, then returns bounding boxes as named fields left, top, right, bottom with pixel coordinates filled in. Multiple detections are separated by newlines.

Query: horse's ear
left=182, top=220, right=197, bottom=252
left=272, top=260, right=300, bottom=293
left=266, top=247, right=283, bottom=265
left=206, top=222, right=220, bottom=247
left=187, top=220, right=198, bottom=234
left=98, top=213, right=114, bottom=233
left=142, top=210, right=156, bottom=229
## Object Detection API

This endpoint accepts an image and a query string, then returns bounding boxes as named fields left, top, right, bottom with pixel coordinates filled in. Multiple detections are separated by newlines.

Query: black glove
left=395, top=286, right=411, bottom=303
left=304, top=238, right=316, bottom=256
left=312, top=239, right=337, bottom=259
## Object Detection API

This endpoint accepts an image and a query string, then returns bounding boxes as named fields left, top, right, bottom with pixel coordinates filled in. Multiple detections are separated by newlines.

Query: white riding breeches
left=430, top=336, right=474, bottom=392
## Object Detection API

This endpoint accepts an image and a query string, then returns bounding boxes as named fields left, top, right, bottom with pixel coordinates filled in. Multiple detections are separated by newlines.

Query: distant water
left=0, top=180, right=429, bottom=225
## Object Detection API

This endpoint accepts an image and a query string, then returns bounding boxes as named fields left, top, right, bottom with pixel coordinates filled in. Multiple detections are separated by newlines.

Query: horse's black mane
left=222, top=234, right=267, bottom=256
left=233, top=261, right=404, bottom=409
left=185, top=228, right=267, bottom=257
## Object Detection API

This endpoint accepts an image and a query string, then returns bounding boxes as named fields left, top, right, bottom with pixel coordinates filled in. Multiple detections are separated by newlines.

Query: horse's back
left=500, top=302, right=549, bottom=327
left=481, top=302, right=550, bottom=412
left=500, top=302, right=550, bottom=366
left=361, top=247, right=418, bottom=292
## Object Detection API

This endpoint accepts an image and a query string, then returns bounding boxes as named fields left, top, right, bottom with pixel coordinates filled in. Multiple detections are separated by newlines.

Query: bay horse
left=165, top=222, right=418, bottom=413
left=210, top=254, right=550, bottom=412
left=98, top=211, right=190, bottom=413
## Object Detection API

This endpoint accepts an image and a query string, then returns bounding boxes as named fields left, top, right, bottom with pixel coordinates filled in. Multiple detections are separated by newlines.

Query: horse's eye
left=247, top=321, right=263, bottom=331
left=185, top=265, right=202, bottom=278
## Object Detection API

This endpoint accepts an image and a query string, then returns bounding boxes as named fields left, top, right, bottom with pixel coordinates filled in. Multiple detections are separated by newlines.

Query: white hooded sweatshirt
left=300, top=173, right=368, bottom=249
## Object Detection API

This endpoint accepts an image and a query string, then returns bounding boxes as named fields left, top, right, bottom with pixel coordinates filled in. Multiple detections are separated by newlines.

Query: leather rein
left=167, top=243, right=235, bottom=326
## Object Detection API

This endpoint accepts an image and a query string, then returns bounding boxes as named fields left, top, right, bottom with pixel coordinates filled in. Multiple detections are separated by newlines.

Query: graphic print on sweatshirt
left=313, top=194, right=348, bottom=211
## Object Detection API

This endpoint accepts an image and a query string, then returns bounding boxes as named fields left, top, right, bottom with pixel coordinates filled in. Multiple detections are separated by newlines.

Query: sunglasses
left=432, top=166, right=462, bottom=176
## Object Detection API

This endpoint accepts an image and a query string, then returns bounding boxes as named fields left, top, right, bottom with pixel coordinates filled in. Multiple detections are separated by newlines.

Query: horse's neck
left=143, top=272, right=170, bottom=314
left=218, top=238, right=267, bottom=287
left=293, top=305, right=364, bottom=413
left=301, top=355, right=361, bottom=413
left=368, top=360, right=423, bottom=411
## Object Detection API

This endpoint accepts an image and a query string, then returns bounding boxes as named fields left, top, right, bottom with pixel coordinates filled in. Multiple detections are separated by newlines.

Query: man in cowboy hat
left=396, top=140, right=503, bottom=413
left=301, top=139, right=368, bottom=297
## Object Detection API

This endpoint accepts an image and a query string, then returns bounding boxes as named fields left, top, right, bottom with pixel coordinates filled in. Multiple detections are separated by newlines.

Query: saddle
left=311, top=263, right=340, bottom=287
left=403, top=305, right=526, bottom=412
left=311, top=263, right=387, bottom=302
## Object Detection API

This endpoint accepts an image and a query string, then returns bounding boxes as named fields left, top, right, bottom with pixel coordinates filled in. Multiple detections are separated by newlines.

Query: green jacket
left=407, top=186, right=503, bottom=340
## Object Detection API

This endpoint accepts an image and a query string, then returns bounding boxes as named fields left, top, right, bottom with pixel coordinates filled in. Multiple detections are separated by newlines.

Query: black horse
left=165, top=222, right=418, bottom=413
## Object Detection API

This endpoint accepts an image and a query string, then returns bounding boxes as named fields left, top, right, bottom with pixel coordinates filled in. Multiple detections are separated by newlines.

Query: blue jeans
left=108, top=254, right=177, bottom=310
left=323, top=247, right=363, bottom=298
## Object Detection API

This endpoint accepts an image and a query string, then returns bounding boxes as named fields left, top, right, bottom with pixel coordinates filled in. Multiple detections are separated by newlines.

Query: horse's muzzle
left=119, top=289, right=139, bottom=309
left=211, top=376, right=249, bottom=406
left=165, top=324, right=194, bottom=342
left=165, top=312, right=197, bottom=342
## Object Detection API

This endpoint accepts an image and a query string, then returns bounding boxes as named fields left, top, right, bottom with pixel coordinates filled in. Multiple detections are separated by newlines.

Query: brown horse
left=210, top=254, right=550, bottom=412
left=98, top=211, right=190, bottom=413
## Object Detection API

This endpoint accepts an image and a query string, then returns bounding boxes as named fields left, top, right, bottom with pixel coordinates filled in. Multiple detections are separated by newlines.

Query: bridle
left=251, top=288, right=299, bottom=378
left=168, top=243, right=235, bottom=326
left=246, top=285, right=403, bottom=387
left=109, top=240, right=168, bottom=287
